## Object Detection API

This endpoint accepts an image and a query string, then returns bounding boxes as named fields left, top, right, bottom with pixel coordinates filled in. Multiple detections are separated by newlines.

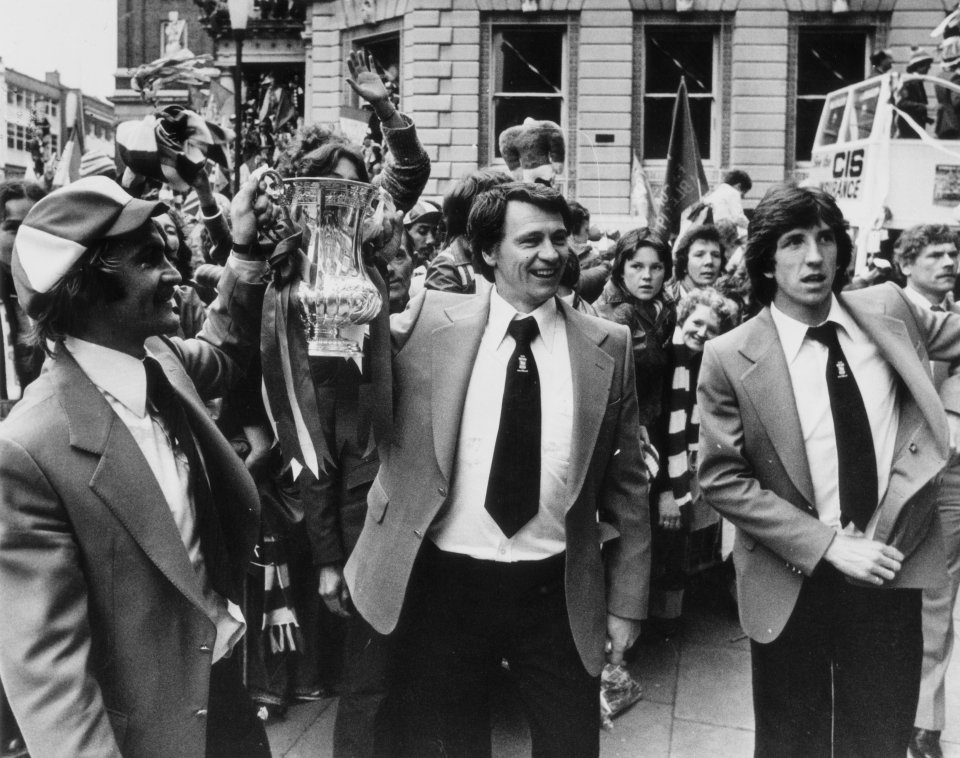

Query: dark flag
left=650, top=78, right=709, bottom=246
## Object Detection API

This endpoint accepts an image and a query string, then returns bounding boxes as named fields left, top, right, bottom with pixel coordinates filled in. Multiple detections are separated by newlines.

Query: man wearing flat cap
left=0, top=176, right=274, bottom=758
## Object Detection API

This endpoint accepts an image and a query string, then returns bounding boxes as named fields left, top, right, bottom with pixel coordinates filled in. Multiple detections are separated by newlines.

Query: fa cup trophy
left=261, top=170, right=383, bottom=357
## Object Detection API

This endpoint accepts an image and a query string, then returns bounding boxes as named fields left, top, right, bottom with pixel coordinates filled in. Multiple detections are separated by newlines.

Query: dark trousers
left=751, top=565, right=922, bottom=758
left=207, top=654, right=272, bottom=758
left=392, top=542, right=600, bottom=758
left=332, top=612, right=397, bottom=758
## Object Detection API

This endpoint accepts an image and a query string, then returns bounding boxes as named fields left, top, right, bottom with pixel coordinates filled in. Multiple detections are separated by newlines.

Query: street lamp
left=228, top=0, right=253, bottom=194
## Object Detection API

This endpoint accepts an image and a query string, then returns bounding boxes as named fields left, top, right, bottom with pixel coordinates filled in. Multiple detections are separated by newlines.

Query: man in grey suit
left=698, top=185, right=960, bottom=758
left=342, top=181, right=650, bottom=757
left=895, top=224, right=960, bottom=758
left=0, top=176, right=274, bottom=758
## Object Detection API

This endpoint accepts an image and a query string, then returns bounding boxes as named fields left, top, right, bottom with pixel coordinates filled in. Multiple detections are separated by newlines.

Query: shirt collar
left=904, top=282, right=947, bottom=311
left=488, top=288, right=561, bottom=353
left=770, top=295, right=859, bottom=364
left=63, top=336, right=150, bottom=418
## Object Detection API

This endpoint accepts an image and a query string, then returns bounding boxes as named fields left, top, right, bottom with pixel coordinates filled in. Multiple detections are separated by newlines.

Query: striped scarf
left=255, top=533, right=303, bottom=654
left=666, top=345, right=702, bottom=507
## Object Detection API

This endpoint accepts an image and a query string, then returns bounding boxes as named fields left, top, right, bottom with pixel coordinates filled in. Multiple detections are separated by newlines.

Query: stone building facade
left=300, top=0, right=939, bottom=219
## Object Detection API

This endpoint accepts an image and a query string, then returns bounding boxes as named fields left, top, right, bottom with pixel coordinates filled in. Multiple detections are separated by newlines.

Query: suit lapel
left=431, top=295, right=489, bottom=482
left=561, top=301, right=614, bottom=508
left=841, top=295, right=950, bottom=540
left=51, top=346, right=211, bottom=614
left=738, top=311, right=817, bottom=511
left=842, top=295, right=950, bottom=459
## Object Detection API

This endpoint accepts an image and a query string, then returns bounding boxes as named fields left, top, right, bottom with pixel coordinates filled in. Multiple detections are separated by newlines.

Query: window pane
left=643, top=97, right=712, bottom=160
left=493, top=96, right=562, bottom=157
left=798, top=31, right=865, bottom=97
left=846, top=83, right=880, bottom=141
left=796, top=30, right=866, bottom=160
left=645, top=28, right=714, bottom=95
left=796, top=100, right=825, bottom=161
left=497, top=28, right=563, bottom=94
left=817, top=92, right=847, bottom=147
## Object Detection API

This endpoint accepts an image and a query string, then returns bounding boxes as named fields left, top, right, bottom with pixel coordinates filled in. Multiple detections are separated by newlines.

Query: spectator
left=650, top=288, right=736, bottom=637
left=665, top=224, right=726, bottom=302
left=871, top=48, right=894, bottom=75
left=935, top=39, right=960, bottom=140
left=705, top=170, right=752, bottom=231
left=567, top=201, right=610, bottom=304
left=596, top=228, right=677, bottom=427
left=424, top=167, right=512, bottom=295
left=898, top=47, right=935, bottom=138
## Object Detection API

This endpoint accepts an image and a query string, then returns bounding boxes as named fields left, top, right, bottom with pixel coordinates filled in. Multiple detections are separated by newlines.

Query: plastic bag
left=599, top=663, right=643, bottom=729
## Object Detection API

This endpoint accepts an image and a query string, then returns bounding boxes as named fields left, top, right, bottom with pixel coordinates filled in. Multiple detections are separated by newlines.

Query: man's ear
left=481, top=244, right=499, bottom=270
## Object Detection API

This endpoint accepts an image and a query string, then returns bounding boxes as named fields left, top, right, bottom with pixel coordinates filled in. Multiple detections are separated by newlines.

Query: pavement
left=266, top=576, right=960, bottom=758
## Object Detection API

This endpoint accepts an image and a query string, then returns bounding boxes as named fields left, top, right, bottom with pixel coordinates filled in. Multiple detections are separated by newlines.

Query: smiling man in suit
left=339, top=181, right=650, bottom=757
left=0, top=176, right=273, bottom=758
left=698, top=184, right=960, bottom=758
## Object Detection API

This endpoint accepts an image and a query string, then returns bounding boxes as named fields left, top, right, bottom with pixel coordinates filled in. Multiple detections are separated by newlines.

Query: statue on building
left=162, top=11, right=188, bottom=56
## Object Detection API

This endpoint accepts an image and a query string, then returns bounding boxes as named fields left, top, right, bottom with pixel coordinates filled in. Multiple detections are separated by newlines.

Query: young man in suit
left=698, top=185, right=960, bottom=758
left=0, top=176, right=275, bottom=758
left=343, top=181, right=651, bottom=757
left=896, top=224, right=960, bottom=758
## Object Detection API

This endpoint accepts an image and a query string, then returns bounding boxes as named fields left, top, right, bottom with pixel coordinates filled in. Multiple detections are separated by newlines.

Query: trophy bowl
left=262, top=171, right=383, bottom=358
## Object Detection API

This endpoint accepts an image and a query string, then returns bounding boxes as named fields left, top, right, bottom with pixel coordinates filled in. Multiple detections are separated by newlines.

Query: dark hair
left=894, top=224, right=958, bottom=267
left=677, top=287, right=738, bottom=335
left=0, top=180, right=46, bottom=219
left=722, top=169, right=752, bottom=194
left=441, top=168, right=513, bottom=240
left=745, top=184, right=853, bottom=306
left=275, top=124, right=347, bottom=178
left=27, top=234, right=133, bottom=354
left=467, top=182, right=572, bottom=283
left=611, top=227, right=673, bottom=286
left=567, top=200, right=591, bottom=234
left=296, top=142, right=369, bottom=183
left=674, top=224, right=726, bottom=281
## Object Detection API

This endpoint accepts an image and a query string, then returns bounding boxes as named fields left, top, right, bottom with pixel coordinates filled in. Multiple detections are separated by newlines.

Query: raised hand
left=346, top=49, right=390, bottom=107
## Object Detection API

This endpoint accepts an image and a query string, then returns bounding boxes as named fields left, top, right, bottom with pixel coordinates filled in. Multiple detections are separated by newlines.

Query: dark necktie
left=484, top=317, right=541, bottom=538
left=143, top=356, right=235, bottom=602
left=806, top=323, right=878, bottom=531
left=932, top=304, right=945, bottom=312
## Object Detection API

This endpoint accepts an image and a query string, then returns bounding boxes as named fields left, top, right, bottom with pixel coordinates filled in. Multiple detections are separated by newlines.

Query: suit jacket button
left=195, top=708, right=208, bottom=718
left=437, top=486, right=447, bottom=497
left=909, top=442, right=918, bottom=453
left=199, top=644, right=211, bottom=653
left=413, top=529, right=423, bottom=539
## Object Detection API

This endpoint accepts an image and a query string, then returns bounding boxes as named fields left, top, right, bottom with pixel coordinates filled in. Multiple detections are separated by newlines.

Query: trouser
left=391, top=542, right=600, bottom=758
left=332, top=612, right=397, bottom=758
left=206, top=654, right=272, bottom=758
left=916, top=468, right=960, bottom=730
left=751, top=564, right=922, bottom=758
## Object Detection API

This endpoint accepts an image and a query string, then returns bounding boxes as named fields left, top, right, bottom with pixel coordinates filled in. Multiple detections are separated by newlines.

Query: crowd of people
left=2, top=46, right=960, bottom=758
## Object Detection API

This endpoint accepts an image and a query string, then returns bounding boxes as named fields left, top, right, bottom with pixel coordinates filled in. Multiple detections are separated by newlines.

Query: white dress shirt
left=903, top=282, right=948, bottom=312
left=429, top=289, right=574, bottom=561
left=770, top=297, right=900, bottom=537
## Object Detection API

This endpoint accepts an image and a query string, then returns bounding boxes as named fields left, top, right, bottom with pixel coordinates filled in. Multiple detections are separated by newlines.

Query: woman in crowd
left=650, top=288, right=737, bottom=636
left=665, top=224, right=726, bottom=301
left=596, top=227, right=677, bottom=430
